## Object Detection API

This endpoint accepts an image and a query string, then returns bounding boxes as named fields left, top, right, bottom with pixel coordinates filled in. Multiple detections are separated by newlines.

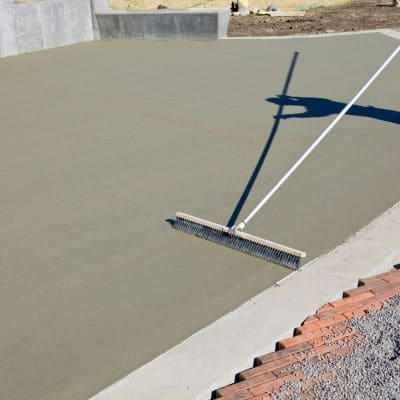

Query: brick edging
left=213, top=268, right=400, bottom=400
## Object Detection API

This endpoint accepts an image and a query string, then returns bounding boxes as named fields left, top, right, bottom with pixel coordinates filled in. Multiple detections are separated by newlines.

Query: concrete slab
left=0, top=33, right=399, bottom=400
left=91, top=200, right=400, bottom=400
left=379, top=28, right=400, bottom=40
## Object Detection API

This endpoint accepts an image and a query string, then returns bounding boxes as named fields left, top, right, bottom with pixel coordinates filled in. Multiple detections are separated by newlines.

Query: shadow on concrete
left=165, top=218, right=175, bottom=227
left=226, top=52, right=300, bottom=228
left=266, top=95, right=400, bottom=125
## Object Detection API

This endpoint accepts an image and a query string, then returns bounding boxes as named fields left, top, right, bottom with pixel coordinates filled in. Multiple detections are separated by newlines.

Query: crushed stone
left=273, top=295, right=400, bottom=400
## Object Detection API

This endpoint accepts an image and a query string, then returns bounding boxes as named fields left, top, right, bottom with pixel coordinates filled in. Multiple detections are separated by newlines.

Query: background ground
left=110, top=0, right=348, bottom=10
left=229, top=0, right=400, bottom=36
left=109, top=0, right=400, bottom=37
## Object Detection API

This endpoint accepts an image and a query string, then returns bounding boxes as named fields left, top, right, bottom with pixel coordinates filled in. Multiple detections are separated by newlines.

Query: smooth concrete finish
left=0, top=0, right=17, bottom=57
left=91, top=201, right=400, bottom=400
left=1, top=34, right=400, bottom=400
left=379, top=28, right=400, bottom=40
left=0, top=0, right=98, bottom=58
left=96, top=9, right=230, bottom=40
left=91, top=0, right=111, bottom=40
left=228, top=29, right=395, bottom=40
left=91, top=0, right=109, bottom=12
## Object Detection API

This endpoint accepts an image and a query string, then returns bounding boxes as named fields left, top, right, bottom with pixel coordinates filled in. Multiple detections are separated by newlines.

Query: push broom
left=173, top=44, right=400, bottom=270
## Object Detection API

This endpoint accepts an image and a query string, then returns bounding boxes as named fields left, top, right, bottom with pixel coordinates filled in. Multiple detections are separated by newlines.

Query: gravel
left=273, top=295, right=400, bottom=400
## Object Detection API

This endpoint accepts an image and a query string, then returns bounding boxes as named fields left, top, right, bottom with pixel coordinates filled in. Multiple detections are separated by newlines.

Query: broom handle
left=239, top=44, right=400, bottom=230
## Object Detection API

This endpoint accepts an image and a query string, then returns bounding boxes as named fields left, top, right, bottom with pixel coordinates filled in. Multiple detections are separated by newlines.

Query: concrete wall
left=0, top=1, right=229, bottom=58
left=96, top=9, right=230, bottom=40
left=0, top=0, right=105, bottom=57
left=0, top=1, right=16, bottom=57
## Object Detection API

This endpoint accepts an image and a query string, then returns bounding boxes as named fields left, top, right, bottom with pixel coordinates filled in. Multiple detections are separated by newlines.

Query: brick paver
left=212, top=268, right=400, bottom=399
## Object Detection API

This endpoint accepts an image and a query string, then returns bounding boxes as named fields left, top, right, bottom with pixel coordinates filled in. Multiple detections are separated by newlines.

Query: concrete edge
left=90, top=200, right=400, bottom=400
left=226, top=28, right=400, bottom=40
left=379, top=28, right=400, bottom=40
left=97, top=8, right=228, bottom=14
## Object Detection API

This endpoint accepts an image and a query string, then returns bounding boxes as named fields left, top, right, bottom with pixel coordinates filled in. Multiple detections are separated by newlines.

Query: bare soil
left=229, top=0, right=400, bottom=36
left=110, top=0, right=347, bottom=11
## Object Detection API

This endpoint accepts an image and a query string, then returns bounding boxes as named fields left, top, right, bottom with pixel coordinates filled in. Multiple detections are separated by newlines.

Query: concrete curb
left=227, top=28, right=400, bottom=40
left=90, top=200, right=400, bottom=400
left=379, top=28, right=400, bottom=40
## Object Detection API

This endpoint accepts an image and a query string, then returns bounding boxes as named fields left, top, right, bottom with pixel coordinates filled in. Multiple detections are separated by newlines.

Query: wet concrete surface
left=0, top=33, right=399, bottom=400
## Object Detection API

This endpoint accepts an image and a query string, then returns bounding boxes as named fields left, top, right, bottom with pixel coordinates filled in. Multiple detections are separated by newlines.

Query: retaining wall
left=0, top=0, right=105, bottom=58
left=0, top=1, right=230, bottom=58
left=96, top=9, right=230, bottom=40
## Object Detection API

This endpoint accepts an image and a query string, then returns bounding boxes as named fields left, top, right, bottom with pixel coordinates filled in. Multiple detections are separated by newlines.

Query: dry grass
left=110, top=0, right=349, bottom=11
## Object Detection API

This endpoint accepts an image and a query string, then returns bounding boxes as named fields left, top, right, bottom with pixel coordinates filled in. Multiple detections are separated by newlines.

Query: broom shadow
left=226, top=51, right=299, bottom=228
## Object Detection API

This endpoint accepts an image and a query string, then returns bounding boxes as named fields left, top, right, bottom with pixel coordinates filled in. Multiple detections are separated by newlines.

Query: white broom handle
left=240, top=44, right=400, bottom=229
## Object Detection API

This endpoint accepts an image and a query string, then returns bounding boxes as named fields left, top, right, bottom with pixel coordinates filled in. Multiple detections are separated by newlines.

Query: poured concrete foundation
left=0, top=0, right=229, bottom=58
left=1, top=33, right=399, bottom=400
left=96, top=9, right=230, bottom=40
left=0, top=0, right=98, bottom=57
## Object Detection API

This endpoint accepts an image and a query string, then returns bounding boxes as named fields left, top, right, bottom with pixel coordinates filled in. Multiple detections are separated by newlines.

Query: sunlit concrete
left=1, top=33, right=399, bottom=400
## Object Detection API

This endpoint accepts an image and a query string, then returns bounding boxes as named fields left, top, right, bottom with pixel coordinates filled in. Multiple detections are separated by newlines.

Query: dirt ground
left=110, top=0, right=348, bottom=10
left=229, top=0, right=400, bottom=36
left=109, top=0, right=400, bottom=36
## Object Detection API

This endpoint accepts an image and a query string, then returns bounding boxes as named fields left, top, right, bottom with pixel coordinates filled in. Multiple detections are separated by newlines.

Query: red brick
left=343, top=281, right=388, bottom=297
left=340, top=346, right=355, bottom=357
left=213, top=270, right=399, bottom=400
left=314, top=343, right=340, bottom=356
left=250, top=394, right=272, bottom=400
left=249, top=372, right=305, bottom=396
left=328, top=290, right=375, bottom=308
left=316, top=303, right=334, bottom=313
left=216, top=389, right=253, bottom=400
left=302, top=315, right=319, bottom=325
left=343, top=309, right=367, bottom=319
left=295, top=314, right=347, bottom=335
left=306, top=341, right=355, bottom=363
left=357, top=277, right=387, bottom=287
left=382, top=273, right=400, bottom=284
left=272, top=364, right=301, bottom=378
left=278, top=323, right=346, bottom=349
left=342, top=300, right=385, bottom=320
left=309, top=328, right=356, bottom=348
left=314, top=292, right=383, bottom=320
left=255, top=342, right=313, bottom=365
left=216, top=372, right=275, bottom=397
left=239, top=352, right=310, bottom=380
left=370, top=283, right=400, bottom=297
left=278, top=324, right=344, bottom=350
left=358, top=269, right=399, bottom=286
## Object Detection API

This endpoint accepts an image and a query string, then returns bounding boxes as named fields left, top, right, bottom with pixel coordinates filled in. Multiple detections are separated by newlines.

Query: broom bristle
left=173, top=212, right=306, bottom=270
